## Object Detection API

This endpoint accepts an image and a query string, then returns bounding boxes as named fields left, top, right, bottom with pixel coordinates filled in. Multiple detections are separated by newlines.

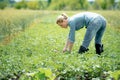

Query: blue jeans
left=82, top=16, right=106, bottom=48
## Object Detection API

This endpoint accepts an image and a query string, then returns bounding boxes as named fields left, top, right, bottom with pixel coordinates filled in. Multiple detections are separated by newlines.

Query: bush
left=14, top=0, right=27, bottom=9
left=93, top=0, right=116, bottom=10
left=48, top=0, right=89, bottom=10
left=0, top=0, right=8, bottom=9
left=27, top=1, right=41, bottom=10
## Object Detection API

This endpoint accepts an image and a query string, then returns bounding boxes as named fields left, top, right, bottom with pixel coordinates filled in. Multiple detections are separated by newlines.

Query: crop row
left=0, top=9, right=42, bottom=42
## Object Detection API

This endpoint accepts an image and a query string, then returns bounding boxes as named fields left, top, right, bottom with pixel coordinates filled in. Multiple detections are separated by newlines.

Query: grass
left=0, top=10, right=120, bottom=80
left=0, top=9, right=43, bottom=43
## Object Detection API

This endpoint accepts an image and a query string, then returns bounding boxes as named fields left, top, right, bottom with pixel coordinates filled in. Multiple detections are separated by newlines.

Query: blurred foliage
left=0, top=0, right=8, bottom=9
left=48, top=0, right=89, bottom=10
left=27, top=1, right=41, bottom=10
left=0, top=0, right=120, bottom=10
left=47, top=0, right=51, bottom=6
left=14, top=0, right=27, bottom=9
left=14, top=0, right=47, bottom=10
left=48, top=0, right=120, bottom=10
left=94, top=0, right=116, bottom=10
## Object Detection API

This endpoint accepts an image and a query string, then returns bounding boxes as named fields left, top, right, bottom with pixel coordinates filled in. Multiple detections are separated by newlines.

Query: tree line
left=0, top=0, right=120, bottom=10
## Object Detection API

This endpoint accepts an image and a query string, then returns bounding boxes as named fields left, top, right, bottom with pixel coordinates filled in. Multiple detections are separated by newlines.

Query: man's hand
left=63, top=39, right=73, bottom=53
left=63, top=47, right=67, bottom=53
left=63, top=47, right=71, bottom=53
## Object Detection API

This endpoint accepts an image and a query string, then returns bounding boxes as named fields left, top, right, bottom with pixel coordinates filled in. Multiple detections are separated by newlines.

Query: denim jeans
left=82, top=16, right=106, bottom=48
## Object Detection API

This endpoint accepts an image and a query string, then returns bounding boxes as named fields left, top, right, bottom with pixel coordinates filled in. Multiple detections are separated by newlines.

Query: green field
left=0, top=10, right=120, bottom=80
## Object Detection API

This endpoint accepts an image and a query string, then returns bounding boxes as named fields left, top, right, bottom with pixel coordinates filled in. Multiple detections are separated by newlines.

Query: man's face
left=58, top=20, right=68, bottom=28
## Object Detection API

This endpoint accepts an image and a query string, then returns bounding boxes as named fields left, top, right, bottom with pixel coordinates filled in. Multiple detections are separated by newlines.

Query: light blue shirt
left=68, top=12, right=100, bottom=43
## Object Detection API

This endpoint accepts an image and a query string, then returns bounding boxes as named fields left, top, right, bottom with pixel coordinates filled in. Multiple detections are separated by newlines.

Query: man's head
left=56, top=13, right=68, bottom=28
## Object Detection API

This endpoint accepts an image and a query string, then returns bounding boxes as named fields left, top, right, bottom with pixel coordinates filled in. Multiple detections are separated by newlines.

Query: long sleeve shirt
left=68, top=12, right=100, bottom=43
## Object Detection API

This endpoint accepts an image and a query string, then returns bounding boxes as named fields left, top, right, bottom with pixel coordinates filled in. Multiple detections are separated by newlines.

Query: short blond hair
left=56, top=13, right=68, bottom=24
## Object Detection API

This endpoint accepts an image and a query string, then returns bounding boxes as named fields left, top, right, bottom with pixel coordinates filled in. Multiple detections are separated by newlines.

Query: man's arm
left=63, top=21, right=75, bottom=53
left=63, top=39, right=74, bottom=53
left=68, top=40, right=74, bottom=52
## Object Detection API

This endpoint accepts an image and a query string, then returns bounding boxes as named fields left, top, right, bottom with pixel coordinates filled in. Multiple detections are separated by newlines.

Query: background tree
left=48, top=0, right=88, bottom=10
left=78, top=0, right=88, bottom=10
left=27, top=1, right=40, bottom=10
left=94, top=0, right=115, bottom=10
left=47, top=0, right=51, bottom=6
left=14, top=0, right=27, bottom=9
left=0, top=0, right=9, bottom=9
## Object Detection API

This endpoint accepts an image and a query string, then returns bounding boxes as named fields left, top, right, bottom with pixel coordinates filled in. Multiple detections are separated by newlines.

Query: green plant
left=0, top=10, right=120, bottom=80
